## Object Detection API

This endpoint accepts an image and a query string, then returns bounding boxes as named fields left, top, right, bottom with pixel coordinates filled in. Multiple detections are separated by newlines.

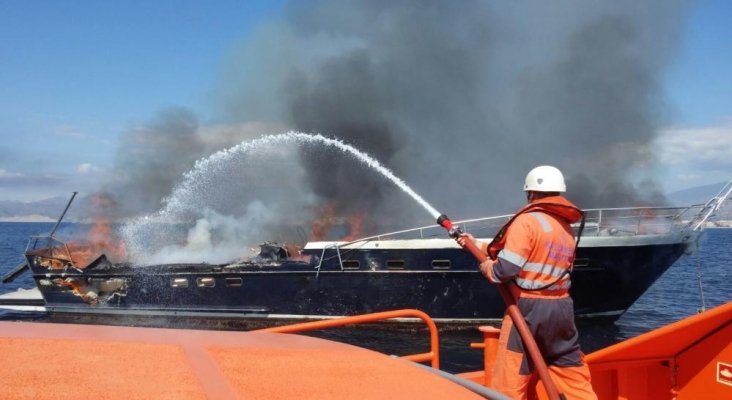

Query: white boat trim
left=304, top=230, right=699, bottom=251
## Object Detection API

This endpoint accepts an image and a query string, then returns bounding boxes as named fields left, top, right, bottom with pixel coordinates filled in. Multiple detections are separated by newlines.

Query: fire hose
left=437, top=214, right=565, bottom=400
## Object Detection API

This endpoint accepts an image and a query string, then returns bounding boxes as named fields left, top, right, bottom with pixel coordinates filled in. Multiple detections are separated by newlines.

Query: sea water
left=1, top=222, right=729, bottom=373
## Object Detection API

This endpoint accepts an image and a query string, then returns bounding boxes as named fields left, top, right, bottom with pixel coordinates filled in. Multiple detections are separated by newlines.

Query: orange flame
left=310, top=203, right=366, bottom=241
left=340, top=212, right=365, bottom=241
left=58, top=194, right=127, bottom=268
left=311, top=203, right=338, bottom=241
left=67, top=218, right=127, bottom=267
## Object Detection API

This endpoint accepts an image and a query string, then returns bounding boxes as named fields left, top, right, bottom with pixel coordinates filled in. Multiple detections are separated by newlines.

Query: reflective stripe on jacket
left=484, top=196, right=582, bottom=297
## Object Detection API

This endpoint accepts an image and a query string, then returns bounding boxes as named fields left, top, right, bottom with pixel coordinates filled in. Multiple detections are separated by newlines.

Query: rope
left=695, top=250, right=706, bottom=313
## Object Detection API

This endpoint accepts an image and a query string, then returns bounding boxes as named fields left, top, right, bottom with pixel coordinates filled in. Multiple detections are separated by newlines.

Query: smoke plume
left=103, top=108, right=287, bottom=216
left=218, top=0, right=689, bottom=220
left=101, top=1, right=692, bottom=263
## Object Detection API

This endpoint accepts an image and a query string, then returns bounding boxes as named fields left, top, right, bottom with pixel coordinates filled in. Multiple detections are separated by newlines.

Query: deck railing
left=25, top=235, right=75, bottom=263
left=348, top=204, right=707, bottom=244
left=256, top=309, right=441, bottom=369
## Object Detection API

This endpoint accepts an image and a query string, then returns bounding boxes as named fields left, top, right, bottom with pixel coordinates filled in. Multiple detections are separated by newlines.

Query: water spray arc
left=167, top=131, right=440, bottom=219
left=122, top=131, right=441, bottom=264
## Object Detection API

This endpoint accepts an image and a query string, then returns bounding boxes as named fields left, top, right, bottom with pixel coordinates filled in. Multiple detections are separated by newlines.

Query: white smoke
left=139, top=203, right=276, bottom=265
left=120, top=133, right=316, bottom=265
left=121, top=132, right=422, bottom=265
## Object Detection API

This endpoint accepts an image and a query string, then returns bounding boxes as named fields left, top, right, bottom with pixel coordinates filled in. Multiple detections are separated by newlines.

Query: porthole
left=572, top=258, right=590, bottom=267
left=431, top=260, right=451, bottom=269
left=196, top=277, right=215, bottom=288
left=342, top=260, right=360, bottom=269
left=171, top=278, right=188, bottom=288
left=225, top=277, right=243, bottom=287
left=386, top=260, right=405, bottom=269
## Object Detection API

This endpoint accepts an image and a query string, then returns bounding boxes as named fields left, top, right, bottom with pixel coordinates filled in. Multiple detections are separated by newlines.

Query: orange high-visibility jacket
left=483, top=196, right=583, bottom=297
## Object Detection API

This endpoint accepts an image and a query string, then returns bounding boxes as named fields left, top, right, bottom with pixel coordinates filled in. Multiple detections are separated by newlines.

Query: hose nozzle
left=436, top=214, right=463, bottom=238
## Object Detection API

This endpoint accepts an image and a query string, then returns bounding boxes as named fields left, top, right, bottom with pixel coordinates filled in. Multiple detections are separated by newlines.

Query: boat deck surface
left=0, top=321, right=482, bottom=399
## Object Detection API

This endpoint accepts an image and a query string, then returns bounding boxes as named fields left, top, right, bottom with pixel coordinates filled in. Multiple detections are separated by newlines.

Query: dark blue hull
left=26, top=235, right=691, bottom=322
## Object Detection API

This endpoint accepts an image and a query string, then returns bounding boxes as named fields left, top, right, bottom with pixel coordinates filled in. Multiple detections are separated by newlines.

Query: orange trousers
left=491, top=314, right=597, bottom=400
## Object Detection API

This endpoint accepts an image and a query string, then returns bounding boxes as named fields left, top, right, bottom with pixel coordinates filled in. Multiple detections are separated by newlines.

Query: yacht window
left=342, top=260, right=360, bottom=269
left=432, top=260, right=451, bottom=269
left=225, top=277, right=243, bottom=287
left=196, top=277, right=216, bottom=288
left=386, top=260, right=405, bottom=269
left=171, top=278, right=188, bottom=288
left=572, top=258, right=590, bottom=267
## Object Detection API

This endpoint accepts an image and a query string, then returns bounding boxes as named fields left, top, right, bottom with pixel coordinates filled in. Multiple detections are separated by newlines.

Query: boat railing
left=256, top=308, right=441, bottom=369
left=579, top=205, right=704, bottom=236
left=687, top=178, right=732, bottom=231
left=25, top=235, right=75, bottom=262
left=338, top=203, right=722, bottom=245
left=314, top=242, right=350, bottom=276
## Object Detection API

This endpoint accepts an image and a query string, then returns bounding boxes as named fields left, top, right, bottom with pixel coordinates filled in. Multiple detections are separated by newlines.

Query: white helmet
left=523, top=165, right=566, bottom=192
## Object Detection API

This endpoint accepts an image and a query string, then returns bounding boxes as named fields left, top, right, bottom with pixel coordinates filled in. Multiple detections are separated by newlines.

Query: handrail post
left=470, top=326, right=501, bottom=386
left=597, top=209, right=602, bottom=235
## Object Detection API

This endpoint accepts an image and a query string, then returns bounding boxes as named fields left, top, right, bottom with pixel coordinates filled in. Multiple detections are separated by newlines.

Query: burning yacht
left=2, top=181, right=730, bottom=323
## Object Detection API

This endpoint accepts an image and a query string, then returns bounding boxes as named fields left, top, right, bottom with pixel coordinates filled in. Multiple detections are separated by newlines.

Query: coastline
left=0, top=215, right=56, bottom=223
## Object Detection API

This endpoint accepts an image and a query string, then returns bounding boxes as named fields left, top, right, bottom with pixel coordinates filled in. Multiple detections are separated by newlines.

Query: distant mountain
left=0, top=197, right=65, bottom=218
left=0, top=195, right=88, bottom=221
left=665, top=180, right=732, bottom=222
left=666, top=181, right=728, bottom=206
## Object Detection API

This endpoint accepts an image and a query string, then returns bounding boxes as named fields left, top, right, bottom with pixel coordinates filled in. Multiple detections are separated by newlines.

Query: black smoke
left=99, top=0, right=692, bottom=245
left=214, top=1, right=690, bottom=229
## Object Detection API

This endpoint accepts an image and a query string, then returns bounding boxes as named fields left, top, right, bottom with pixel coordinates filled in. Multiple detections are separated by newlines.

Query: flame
left=340, top=212, right=365, bottom=241
left=66, top=218, right=127, bottom=267
left=311, top=203, right=338, bottom=241
left=89, top=218, right=127, bottom=261
left=61, top=192, right=127, bottom=268
left=635, top=208, right=667, bottom=234
left=310, top=203, right=366, bottom=241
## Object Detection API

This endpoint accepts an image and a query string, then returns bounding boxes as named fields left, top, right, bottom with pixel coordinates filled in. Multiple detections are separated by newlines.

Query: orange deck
left=0, top=321, right=482, bottom=399
left=459, top=301, right=732, bottom=399
left=585, top=301, right=732, bottom=399
left=1, top=302, right=730, bottom=399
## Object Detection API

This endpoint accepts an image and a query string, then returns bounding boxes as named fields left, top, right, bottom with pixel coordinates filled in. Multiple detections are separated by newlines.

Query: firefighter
left=458, top=166, right=597, bottom=399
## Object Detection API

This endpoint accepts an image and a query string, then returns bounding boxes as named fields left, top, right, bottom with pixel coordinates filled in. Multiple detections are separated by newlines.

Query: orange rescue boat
left=0, top=303, right=729, bottom=399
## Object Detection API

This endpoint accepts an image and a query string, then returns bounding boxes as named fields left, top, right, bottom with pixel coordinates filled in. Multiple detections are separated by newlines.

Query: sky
left=0, top=1, right=284, bottom=201
left=0, top=0, right=730, bottom=203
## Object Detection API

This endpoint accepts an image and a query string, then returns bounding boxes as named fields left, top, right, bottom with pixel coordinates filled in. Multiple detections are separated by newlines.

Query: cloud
left=76, top=163, right=103, bottom=174
left=51, top=123, right=116, bottom=146
left=656, top=122, right=732, bottom=168
left=654, top=120, right=732, bottom=190
left=0, top=169, right=24, bottom=180
left=53, top=124, right=88, bottom=139
left=0, top=173, right=62, bottom=186
left=0, top=169, right=69, bottom=201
